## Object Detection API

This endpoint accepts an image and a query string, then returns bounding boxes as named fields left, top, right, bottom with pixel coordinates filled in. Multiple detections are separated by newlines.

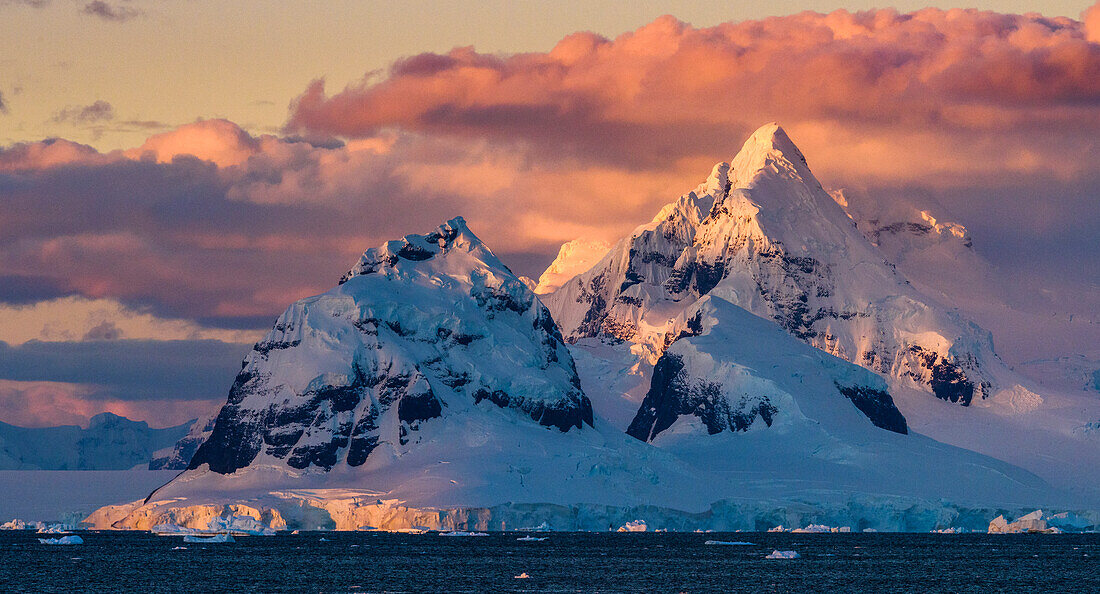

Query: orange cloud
left=286, top=8, right=1100, bottom=184
left=0, top=380, right=216, bottom=428
left=124, top=119, right=261, bottom=167
left=1086, top=1, right=1100, bottom=43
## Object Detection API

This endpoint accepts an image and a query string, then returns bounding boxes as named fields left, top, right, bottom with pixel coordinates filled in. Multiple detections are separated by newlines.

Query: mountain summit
left=546, top=122, right=998, bottom=406
left=187, top=217, right=593, bottom=475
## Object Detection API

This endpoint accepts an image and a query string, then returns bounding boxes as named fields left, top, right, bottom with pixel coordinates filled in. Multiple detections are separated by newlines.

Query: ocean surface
left=2, top=531, right=1097, bottom=593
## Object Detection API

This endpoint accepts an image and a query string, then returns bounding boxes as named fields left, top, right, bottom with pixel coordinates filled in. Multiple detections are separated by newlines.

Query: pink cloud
left=285, top=8, right=1100, bottom=184
left=1086, top=1, right=1100, bottom=43
left=0, top=380, right=216, bottom=428
left=124, top=119, right=261, bottom=167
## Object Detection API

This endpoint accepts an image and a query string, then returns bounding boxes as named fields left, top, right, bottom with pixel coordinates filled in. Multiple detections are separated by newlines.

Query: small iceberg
left=2, top=519, right=45, bottom=531
left=765, top=550, right=800, bottom=559
left=518, top=521, right=551, bottom=532
left=517, top=536, right=548, bottom=542
left=183, top=534, right=234, bottom=544
left=37, top=523, right=76, bottom=535
left=171, top=546, right=188, bottom=550
left=38, top=536, right=83, bottom=545
left=514, top=573, right=531, bottom=579
left=439, top=531, right=489, bottom=537
left=705, top=540, right=754, bottom=546
left=395, top=526, right=430, bottom=534
left=616, top=520, right=647, bottom=532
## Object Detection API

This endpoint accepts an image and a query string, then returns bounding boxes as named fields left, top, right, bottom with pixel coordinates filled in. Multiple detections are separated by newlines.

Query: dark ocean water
left=1, top=531, right=1097, bottom=593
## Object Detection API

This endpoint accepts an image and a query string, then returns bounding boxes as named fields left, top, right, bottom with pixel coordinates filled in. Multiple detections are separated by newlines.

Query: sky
left=1, top=0, right=1099, bottom=427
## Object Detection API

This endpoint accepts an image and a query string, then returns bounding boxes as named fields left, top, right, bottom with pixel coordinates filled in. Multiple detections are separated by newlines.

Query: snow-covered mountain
left=185, top=217, right=594, bottom=476
left=0, top=413, right=190, bottom=470
left=534, top=239, right=611, bottom=295
left=545, top=124, right=1001, bottom=408
left=88, top=212, right=1095, bottom=533
left=545, top=124, right=1100, bottom=496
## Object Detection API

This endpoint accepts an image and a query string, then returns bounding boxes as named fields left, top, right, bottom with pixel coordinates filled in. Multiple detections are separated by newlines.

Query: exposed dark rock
left=836, top=384, right=909, bottom=434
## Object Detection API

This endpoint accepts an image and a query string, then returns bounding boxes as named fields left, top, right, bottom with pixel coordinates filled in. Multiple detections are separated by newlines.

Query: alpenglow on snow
left=187, top=217, right=594, bottom=474
left=544, top=123, right=1000, bottom=407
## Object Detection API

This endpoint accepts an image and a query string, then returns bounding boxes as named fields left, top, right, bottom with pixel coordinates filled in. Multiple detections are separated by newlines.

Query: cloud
left=0, top=90, right=7, bottom=115
left=1087, top=1, right=1100, bottom=43
left=52, top=100, right=115, bottom=124
left=0, top=380, right=218, bottom=428
left=0, top=295, right=259, bottom=344
left=286, top=9, right=1100, bottom=185
left=81, top=0, right=141, bottom=22
left=0, top=339, right=249, bottom=400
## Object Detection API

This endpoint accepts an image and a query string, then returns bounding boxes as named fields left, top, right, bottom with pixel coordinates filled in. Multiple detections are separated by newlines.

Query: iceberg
left=765, top=550, right=800, bottom=559
left=988, top=510, right=1061, bottom=534
left=516, top=536, right=548, bottom=542
left=439, top=531, right=489, bottom=537
left=616, top=520, right=647, bottom=532
left=183, top=534, right=234, bottom=543
left=2, top=519, right=45, bottom=531
left=38, top=535, right=83, bottom=545
left=37, top=523, right=76, bottom=534
left=705, top=540, right=754, bottom=545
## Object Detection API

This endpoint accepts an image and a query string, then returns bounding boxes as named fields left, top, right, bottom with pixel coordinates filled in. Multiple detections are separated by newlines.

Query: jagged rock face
left=545, top=124, right=996, bottom=405
left=149, top=414, right=216, bottom=470
left=625, top=296, right=908, bottom=442
left=189, top=218, right=593, bottom=475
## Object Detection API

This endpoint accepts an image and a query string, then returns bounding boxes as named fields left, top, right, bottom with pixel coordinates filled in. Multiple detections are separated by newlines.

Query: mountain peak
left=340, top=216, right=499, bottom=283
left=730, top=122, right=811, bottom=187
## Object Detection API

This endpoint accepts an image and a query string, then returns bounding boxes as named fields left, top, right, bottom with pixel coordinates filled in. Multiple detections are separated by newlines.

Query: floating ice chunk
left=616, top=520, right=647, bottom=532
left=207, top=514, right=276, bottom=536
left=183, top=534, right=234, bottom=543
left=705, top=540, right=754, bottom=545
left=519, top=521, right=551, bottom=532
left=767, top=525, right=786, bottom=532
left=171, top=546, right=188, bottom=550
left=439, top=531, right=489, bottom=537
left=765, top=550, right=800, bottom=559
left=38, top=536, right=83, bottom=545
left=516, top=536, right=548, bottom=542
left=988, top=510, right=1055, bottom=533
left=37, top=523, right=76, bottom=534
left=2, top=519, right=45, bottom=531
left=515, top=573, right=531, bottom=579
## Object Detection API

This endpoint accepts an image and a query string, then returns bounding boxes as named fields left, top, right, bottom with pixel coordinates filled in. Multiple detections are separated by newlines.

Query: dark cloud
left=0, top=274, right=75, bottom=304
left=52, top=100, right=114, bottom=124
left=0, top=122, right=475, bottom=326
left=0, top=339, right=249, bottom=400
left=81, top=0, right=141, bottom=22
left=118, top=119, right=169, bottom=130
left=0, top=90, right=8, bottom=115
left=82, top=320, right=121, bottom=340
